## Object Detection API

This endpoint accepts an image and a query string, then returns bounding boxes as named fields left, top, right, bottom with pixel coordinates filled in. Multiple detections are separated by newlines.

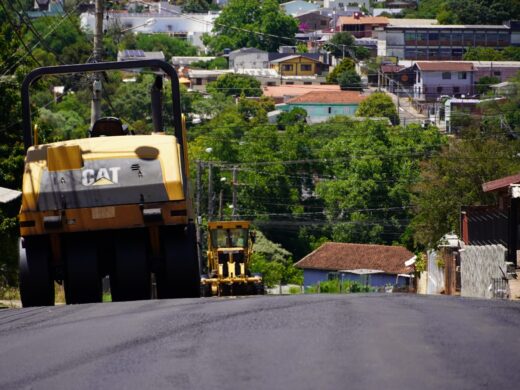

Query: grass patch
left=306, top=279, right=374, bottom=294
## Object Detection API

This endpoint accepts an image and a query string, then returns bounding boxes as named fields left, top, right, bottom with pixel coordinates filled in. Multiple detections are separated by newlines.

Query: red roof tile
left=482, top=172, right=520, bottom=193
left=295, top=242, right=415, bottom=274
left=263, top=84, right=340, bottom=98
left=416, top=61, right=474, bottom=72
left=286, top=91, right=367, bottom=104
left=337, top=16, right=389, bottom=25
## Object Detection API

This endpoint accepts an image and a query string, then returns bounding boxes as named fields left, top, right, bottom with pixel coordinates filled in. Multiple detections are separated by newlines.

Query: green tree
left=326, top=58, right=355, bottom=83
left=131, top=34, right=198, bottom=59
left=338, top=69, right=362, bottom=91
left=204, top=0, right=299, bottom=53
left=411, top=133, right=520, bottom=248
left=189, top=57, right=229, bottom=70
left=475, top=76, right=500, bottom=95
left=182, top=0, right=213, bottom=13
left=356, top=92, right=399, bottom=125
left=316, top=119, right=444, bottom=244
left=325, top=32, right=355, bottom=58
left=463, top=46, right=520, bottom=61
left=463, top=47, right=505, bottom=61
left=206, top=73, right=262, bottom=97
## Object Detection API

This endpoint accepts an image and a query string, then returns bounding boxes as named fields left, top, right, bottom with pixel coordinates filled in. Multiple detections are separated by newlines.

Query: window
left=494, top=71, right=502, bottom=77
left=404, top=48, right=417, bottom=59
left=442, top=72, right=452, bottom=80
left=486, top=33, right=498, bottom=46
left=458, top=72, right=467, bottom=79
left=475, top=32, right=486, bottom=45
left=417, top=32, right=428, bottom=43
left=303, top=81, right=312, bottom=85
left=404, top=31, right=416, bottom=44
left=451, top=32, right=462, bottom=45
left=428, top=32, right=439, bottom=42
left=300, top=64, right=312, bottom=72
left=328, top=107, right=332, bottom=114
left=282, top=64, right=293, bottom=71
left=463, top=31, right=474, bottom=45
left=498, top=31, right=509, bottom=45
left=440, top=31, right=451, bottom=44
left=437, top=86, right=443, bottom=93
left=285, top=81, right=294, bottom=85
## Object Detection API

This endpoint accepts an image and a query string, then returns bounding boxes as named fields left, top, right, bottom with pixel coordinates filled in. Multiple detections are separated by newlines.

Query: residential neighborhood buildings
left=278, top=90, right=367, bottom=123
left=295, top=242, right=415, bottom=288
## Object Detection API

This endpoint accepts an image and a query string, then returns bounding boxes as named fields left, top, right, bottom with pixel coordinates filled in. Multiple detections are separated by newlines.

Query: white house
left=413, top=61, right=474, bottom=101
left=80, top=10, right=217, bottom=49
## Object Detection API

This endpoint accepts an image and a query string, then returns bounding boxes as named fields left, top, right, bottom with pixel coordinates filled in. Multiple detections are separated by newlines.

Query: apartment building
left=380, top=23, right=512, bottom=60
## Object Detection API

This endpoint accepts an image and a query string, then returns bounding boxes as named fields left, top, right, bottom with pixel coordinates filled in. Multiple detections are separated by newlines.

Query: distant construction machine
left=201, top=220, right=264, bottom=296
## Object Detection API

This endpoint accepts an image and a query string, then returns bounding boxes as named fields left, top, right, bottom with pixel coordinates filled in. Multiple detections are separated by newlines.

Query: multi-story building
left=380, top=22, right=513, bottom=60
left=336, top=14, right=389, bottom=38
left=412, top=62, right=475, bottom=101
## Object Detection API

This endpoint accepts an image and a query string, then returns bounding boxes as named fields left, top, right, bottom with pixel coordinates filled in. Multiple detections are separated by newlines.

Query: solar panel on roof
left=124, top=50, right=145, bottom=58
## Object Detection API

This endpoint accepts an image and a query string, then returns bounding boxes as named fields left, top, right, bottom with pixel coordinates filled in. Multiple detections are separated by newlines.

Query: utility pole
left=207, top=162, right=213, bottom=221
left=91, top=0, right=104, bottom=127
left=232, top=166, right=237, bottom=219
left=195, top=161, right=203, bottom=272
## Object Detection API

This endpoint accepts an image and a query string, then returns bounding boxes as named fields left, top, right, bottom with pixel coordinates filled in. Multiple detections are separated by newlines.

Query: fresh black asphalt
left=0, top=294, right=519, bottom=389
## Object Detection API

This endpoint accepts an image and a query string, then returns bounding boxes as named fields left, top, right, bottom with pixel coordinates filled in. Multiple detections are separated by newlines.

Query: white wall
left=460, top=244, right=508, bottom=299
left=80, top=12, right=216, bottom=49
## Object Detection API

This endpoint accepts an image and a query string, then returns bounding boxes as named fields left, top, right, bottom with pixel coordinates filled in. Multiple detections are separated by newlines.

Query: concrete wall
left=427, top=250, right=444, bottom=294
left=230, top=52, right=269, bottom=70
left=460, top=244, right=508, bottom=299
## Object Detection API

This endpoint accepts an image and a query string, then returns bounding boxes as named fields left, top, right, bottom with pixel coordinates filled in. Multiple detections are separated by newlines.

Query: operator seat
left=89, top=117, right=129, bottom=137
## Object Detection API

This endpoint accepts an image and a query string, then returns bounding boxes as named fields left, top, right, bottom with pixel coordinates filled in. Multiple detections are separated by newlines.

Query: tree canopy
left=356, top=92, right=399, bottom=125
left=203, top=0, right=299, bottom=53
left=403, top=0, right=520, bottom=25
left=206, top=73, right=263, bottom=97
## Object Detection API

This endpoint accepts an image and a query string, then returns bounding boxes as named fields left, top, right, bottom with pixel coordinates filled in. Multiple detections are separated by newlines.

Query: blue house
left=295, top=242, right=415, bottom=288
left=278, top=91, right=367, bottom=123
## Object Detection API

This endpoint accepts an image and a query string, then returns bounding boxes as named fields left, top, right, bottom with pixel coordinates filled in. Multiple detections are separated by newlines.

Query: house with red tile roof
left=278, top=90, right=368, bottom=123
left=295, top=242, right=415, bottom=288
left=262, top=84, right=341, bottom=104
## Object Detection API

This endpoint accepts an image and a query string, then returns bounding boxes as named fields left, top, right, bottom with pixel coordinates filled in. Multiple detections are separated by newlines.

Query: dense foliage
left=403, top=0, right=520, bottom=24
left=203, top=0, right=299, bottom=53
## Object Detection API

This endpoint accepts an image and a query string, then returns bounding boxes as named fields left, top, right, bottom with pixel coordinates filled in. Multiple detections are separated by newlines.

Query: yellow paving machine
left=201, top=220, right=264, bottom=296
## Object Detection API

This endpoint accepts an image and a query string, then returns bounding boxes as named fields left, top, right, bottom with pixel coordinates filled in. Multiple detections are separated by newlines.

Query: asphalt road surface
left=0, top=294, right=519, bottom=390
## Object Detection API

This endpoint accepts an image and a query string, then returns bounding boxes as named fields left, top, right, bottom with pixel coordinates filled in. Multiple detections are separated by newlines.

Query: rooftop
left=386, top=24, right=509, bottom=30
left=294, top=242, right=415, bottom=274
left=387, top=18, right=438, bottom=27
left=416, top=61, right=474, bottom=72
left=483, top=172, right=520, bottom=193
left=286, top=91, right=367, bottom=104
left=337, top=16, right=389, bottom=26
left=263, top=84, right=340, bottom=98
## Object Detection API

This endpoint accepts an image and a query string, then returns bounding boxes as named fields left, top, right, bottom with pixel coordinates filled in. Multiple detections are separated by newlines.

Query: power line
left=1, top=1, right=86, bottom=76
left=0, top=0, right=42, bottom=68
